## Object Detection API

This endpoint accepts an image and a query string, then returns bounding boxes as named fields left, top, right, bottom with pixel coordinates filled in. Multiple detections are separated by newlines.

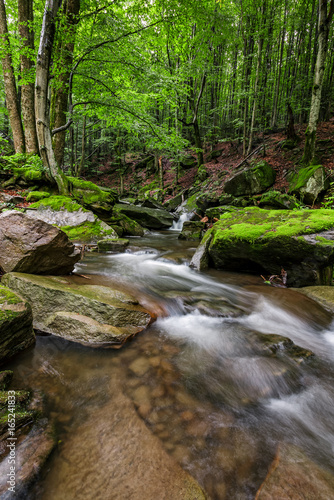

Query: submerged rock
left=37, top=383, right=207, bottom=500
left=115, top=203, right=174, bottom=229
left=2, top=273, right=152, bottom=348
left=256, top=444, right=334, bottom=499
left=295, top=286, right=334, bottom=313
left=0, top=285, right=35, bottom=365
left=192, top=207, right=334, bottom=287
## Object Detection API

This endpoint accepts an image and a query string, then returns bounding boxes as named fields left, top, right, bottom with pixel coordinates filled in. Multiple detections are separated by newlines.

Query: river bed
left=6, top=230, right=334, bottom=499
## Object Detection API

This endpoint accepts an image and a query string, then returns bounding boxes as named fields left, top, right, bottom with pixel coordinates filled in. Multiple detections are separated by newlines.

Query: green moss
left=211, top=208, right=334, bottom=245
left=289, top=165, right=322, bottom=192
left=12, top=166, right=44, bottom=182
left=61, top=220, right=116, bottom=242
left=29, top=195, right=85, bottom=212
left=26, top=191, right=51, bottom=202
left=67, top=177, right=115, bottom=206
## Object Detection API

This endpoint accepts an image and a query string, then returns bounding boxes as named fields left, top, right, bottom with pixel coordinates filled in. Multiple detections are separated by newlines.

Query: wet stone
left=128, top=357, right=151, bottom=376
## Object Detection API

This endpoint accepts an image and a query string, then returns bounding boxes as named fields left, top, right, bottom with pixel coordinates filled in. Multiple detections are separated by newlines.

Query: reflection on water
left=6, top=231, right=334, bottom=499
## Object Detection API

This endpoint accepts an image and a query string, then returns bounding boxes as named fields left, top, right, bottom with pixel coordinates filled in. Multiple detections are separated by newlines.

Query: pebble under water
left=7, top=230, right=334, bottom=499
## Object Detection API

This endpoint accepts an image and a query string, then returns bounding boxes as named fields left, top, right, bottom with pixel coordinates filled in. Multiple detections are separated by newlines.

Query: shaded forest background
left=0, top=0, right=333, bottom=194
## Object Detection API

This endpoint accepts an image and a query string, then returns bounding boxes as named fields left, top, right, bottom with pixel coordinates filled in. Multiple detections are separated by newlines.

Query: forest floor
left=1, top=121, right=333, bottom=209
left=87, top=120, right=334, bottom=204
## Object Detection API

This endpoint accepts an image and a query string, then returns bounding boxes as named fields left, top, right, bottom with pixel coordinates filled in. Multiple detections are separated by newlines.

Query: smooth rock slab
left=2, top=273, right=152, bottom=348
left=38, top=385, right=207, bottom=500
left=115, top=203, right=174, bottom=229
left=0, top=211, right=81, bottom=275
left=256, top=444, right=334, bottom=499
left=0, top=285, right=35, bottom=365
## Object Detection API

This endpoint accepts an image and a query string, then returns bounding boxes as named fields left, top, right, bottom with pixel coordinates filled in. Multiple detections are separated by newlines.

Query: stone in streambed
left=2, top=273, right=152, bottom=348
left=0, top=285, right=35, bottom=365
left=97, top=238, right=129, bottom=252
left=37, top=386, right=207, bottom=500
left=256, top=444, right=334, bottom=499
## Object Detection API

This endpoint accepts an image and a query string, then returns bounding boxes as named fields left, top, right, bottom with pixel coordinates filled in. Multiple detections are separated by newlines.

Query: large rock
left=27, top=196, right=118, bottom=242
left=178, top=221, right=205, bottom=240
left=224, top=160, right=276, bottom=196
left=2, top=273, right=152, bottom=348
left=256, top=444, right=334, bottom=499
left=115, top=203, right=174, bottom=229
left=191, top=207, right=334, bottom=287
left=0, top=388, right=55, bottom=499
left=289, top=165, right=329, bottom=205
left=0, top=211, right=81, bottom=274
left=67, top=176, right=117, bottom=217
left=0, top=285, right=35, bottom=365
left=259, top=190, right=302, bottom=210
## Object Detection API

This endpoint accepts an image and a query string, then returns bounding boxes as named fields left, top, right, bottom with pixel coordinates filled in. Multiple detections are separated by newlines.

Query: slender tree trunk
left=247, top=35, right=264, bottom=155
left=18, top=0, right=38, bottom=153
left=0, top=0, right=25, bottom=153
left=159, top=156, right=163, bottom=190
left=302, top=0, right=334, bottom=165
left=51, top=0, right=80, bottom=167
left=78, top=111, right=86, bottom=176
left=35, top=0, right=69, bottom=194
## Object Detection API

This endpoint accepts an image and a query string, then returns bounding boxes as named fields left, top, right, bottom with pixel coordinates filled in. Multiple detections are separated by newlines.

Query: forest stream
left=6, top=230, right=334, bottom=499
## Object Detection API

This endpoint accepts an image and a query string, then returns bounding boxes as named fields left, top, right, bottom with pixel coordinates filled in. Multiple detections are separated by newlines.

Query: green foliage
left=1, top=153, right=44, bottom=171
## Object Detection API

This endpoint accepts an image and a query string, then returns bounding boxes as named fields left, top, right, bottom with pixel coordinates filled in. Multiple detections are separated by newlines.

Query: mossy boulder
left=0, top=285, right=35, bottom=365
left=259, top=190, right=302, bottom=210
left=180, top=155, right=197, bottom=169
left=163, top=191, right=187, bottom=212
left=26, top=191, right=50, bottom=202
left=2, top=273, right=153, bottom=348
left=178, top=221, right=205, bottom=241
left=67, top=177, right=117, bottom=217
left=224, top=160, right=276, bottom=196
left=288, top=165, right=329, bottom=205
left=196, top=165, right=209, bottom=182
left=97, top=238, right=129, bottom=252
left=27, top=196, right=118, bottom=242
left=115, top=204, right=174, bottom=229
left=192, top=207, right=334, bottom=287
left=109, top=210, right=145, bottom=237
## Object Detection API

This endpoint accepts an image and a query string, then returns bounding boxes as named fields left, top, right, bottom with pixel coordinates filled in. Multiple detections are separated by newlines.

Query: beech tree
left=302, top=0, right=334, bottom=164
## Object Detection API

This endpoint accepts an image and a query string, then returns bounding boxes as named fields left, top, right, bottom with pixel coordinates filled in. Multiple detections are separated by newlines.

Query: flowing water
left=6, top=231, right=334, bottom=499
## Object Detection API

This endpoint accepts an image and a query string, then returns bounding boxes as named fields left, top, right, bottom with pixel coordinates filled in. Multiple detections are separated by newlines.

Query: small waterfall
left=170, top=212, right=193, bottom=231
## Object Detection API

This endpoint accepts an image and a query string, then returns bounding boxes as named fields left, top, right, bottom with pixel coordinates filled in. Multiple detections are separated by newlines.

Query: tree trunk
left=51, top=0, right=80, bottom=167
left=78, top=111, right=86, bottom=177
left=18, top=0, right=38, bottom=154
left=35, top=0, right=69, bottom=194
left=302, top=0, right=334, bottom=165
left=159, top=156, right=163, bottom=190
left=0, top=0, right=25, bottom=153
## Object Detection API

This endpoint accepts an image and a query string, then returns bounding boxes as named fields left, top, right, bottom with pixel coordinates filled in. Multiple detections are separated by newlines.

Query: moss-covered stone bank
left=192, top=207, right=334, bottom=287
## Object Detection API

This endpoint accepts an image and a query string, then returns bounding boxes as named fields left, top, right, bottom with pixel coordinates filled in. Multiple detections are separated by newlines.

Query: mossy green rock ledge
left=115, top=204, right=174, bottom=229
left=0, top=285, right=35, bottom=365
left=191, top=207, right=334, bottom=287
left=2, top=273, right=153, bottom=348
left=27, top=196, right=118, bottom=242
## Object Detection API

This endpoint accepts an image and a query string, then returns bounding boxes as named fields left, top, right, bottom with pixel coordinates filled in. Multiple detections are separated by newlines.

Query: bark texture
left=0, top=0, right=25, bottom=152
left=51, top=0, right=80, bottom=167
left=302, top=0, right=334, bottom=164
left=35, top=0, right=69, bottom=194
left=18, top=0, right=39, bottom=153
